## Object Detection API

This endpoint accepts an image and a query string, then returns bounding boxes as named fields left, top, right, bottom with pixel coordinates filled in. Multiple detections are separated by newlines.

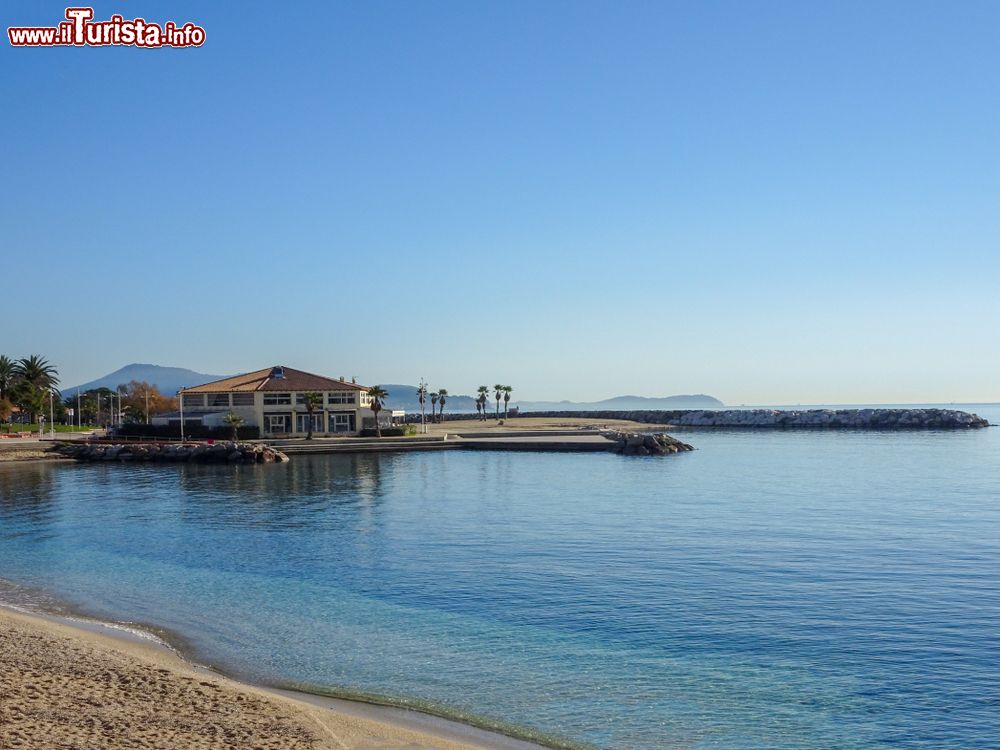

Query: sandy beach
left=0, top=607, right=507, bottom=750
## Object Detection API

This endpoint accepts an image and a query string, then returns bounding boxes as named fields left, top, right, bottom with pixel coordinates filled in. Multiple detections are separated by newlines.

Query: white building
left=154, top=366, right=398, bottom=437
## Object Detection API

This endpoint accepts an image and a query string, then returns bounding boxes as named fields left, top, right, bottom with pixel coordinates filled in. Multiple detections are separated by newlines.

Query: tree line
left=362, top=384, right=514, bottom=440
left=412, top=383, right=514, bottom=423
left=480, top=385, right=513, bottom=421
left=0, top=354, right=177, bottom=429
left=0, top=355, right=59, bottom=426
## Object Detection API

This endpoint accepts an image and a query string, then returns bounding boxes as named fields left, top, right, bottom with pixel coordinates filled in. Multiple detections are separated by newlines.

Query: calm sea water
left=1, top=406, right=998, bottom=750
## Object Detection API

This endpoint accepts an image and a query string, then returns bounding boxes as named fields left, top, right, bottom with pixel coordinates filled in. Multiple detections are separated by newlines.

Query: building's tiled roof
left=182, top=367, right=370, bottom=393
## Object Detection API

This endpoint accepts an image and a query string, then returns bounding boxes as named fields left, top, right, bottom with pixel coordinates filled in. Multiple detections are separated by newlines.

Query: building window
left=295, top=413, right=325, bottom=434
left=296, top=393, right=324, bottom=405
left=209, top=393, right=230, bottom=407
left=232, top=393, right=254, bottom=406
left=328, top=412, right=356, bottom=433
left=327, top=391, right=356, bottom=404
left=263, top=393, right=291, bottom=405
left=264, top=414, right=290, bottom=434
left=183, top=394, right=205, bottom=409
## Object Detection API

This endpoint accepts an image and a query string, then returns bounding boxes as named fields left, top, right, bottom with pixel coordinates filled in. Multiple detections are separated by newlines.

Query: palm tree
left=494, top=384, right=503, bottom=420
left=367, top=385, right=388, bottom=437
left=431, top=391, right=439, bottom=422
left=0, top=355, right=15, bottom=401
left=503, top=385, right=513, bottom=420
left=15, top=355, right=58, bottom=390
left=14, top=355, right=59, bottom=424
left=477, top=386, right=489, bottom=421
left=416, top=384, right=427, bottom=419
left=437, top=389, right=448, bottom=422
left=223, top=411, right=245, bottom=441
left=300, top=391, right=323, bottom=439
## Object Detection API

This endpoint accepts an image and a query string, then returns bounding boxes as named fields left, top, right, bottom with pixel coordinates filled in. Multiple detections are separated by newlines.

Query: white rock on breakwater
left=524, top=408, right=988, bottom=429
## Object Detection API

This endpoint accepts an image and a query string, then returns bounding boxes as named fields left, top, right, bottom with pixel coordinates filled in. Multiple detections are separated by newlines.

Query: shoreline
left=0, top=600, right=563, bottom=750
left=0, top=604, right=568, bottom=750
left=0, top=442, right=73, bottom=463
left=2, top=408, right=991, bottom=465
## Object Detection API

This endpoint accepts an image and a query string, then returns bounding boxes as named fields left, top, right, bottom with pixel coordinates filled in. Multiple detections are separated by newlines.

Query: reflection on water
left=174, top=455, right=386, bottom=530
left=0, top=463, right=59, bottom=540
left=0, top=414, right=999, bottom=750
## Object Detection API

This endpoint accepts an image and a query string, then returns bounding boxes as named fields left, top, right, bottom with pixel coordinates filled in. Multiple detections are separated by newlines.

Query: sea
left=0, top=404, right=998, bottom=750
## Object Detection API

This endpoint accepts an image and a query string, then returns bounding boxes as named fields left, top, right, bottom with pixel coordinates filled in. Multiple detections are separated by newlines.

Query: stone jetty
left=606, top=431, right=695, bottom=456
left=57, top=441, right=289, bottom=464
left=524, top=408, right=989, bottom=429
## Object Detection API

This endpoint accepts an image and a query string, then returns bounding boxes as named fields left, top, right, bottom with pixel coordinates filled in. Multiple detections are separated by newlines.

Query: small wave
left=272, top=680, right=595, bottom=750
left=0, top=577, right=183, bottom=656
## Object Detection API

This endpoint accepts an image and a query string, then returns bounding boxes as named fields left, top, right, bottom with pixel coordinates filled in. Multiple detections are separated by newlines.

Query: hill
left=64, top=371, right=724, bottom=413
left=374, top=386, right=723, bottom=414
left=64, top=364, right=229, bottom=397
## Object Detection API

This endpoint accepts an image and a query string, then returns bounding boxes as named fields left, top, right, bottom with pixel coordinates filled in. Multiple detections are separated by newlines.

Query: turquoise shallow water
left=1, top=406, right=999, bottom=749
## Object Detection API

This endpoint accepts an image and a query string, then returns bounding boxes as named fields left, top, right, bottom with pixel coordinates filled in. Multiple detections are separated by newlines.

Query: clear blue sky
left=3, top=1, right=998, bottom=404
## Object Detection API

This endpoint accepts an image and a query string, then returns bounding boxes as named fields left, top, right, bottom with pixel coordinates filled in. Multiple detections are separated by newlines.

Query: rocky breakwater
left=606, top=431, right=695, bottom=456
left=525, top=408, right=988, bottom=429
left=663, top=408, right=989, bottom=429
left=57, top=441, right=289, bottom=464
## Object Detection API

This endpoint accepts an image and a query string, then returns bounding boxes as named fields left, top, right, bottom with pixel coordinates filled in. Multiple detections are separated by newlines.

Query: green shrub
left=116, top=424, right=260, bottom=440
left=359, top=426, right=410, bottom=437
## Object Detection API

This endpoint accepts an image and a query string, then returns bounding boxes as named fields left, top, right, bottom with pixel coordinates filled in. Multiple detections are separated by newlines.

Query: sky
left=3, top=1, right=998, bottom=404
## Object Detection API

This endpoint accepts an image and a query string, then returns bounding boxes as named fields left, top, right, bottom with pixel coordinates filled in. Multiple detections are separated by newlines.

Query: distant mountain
left=64, top=364, right=229, bottom=397
left=376, top=384, right=478, bottom=413
left=373, top=386, right=723, bottom=414
left=66, top=372, right=723, bottom=411
left=517, top=394, right=725, bottom=411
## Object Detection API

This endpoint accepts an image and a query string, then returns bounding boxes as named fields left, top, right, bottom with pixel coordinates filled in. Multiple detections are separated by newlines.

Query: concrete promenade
left=272, top=430, right=618, bottom=456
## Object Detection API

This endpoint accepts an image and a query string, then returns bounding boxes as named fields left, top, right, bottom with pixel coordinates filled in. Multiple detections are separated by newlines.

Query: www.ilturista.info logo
left=8, top=7, right=205, bottom=48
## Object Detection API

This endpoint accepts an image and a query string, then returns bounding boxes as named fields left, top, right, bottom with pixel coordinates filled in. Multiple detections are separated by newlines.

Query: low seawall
left=520, top=408, right=989, bottom=429
left=56, top=441, right=290, bottom=464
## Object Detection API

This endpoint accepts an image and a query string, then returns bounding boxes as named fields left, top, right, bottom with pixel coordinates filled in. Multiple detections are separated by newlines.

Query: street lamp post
left=417, top=379, right=428, bottom=435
